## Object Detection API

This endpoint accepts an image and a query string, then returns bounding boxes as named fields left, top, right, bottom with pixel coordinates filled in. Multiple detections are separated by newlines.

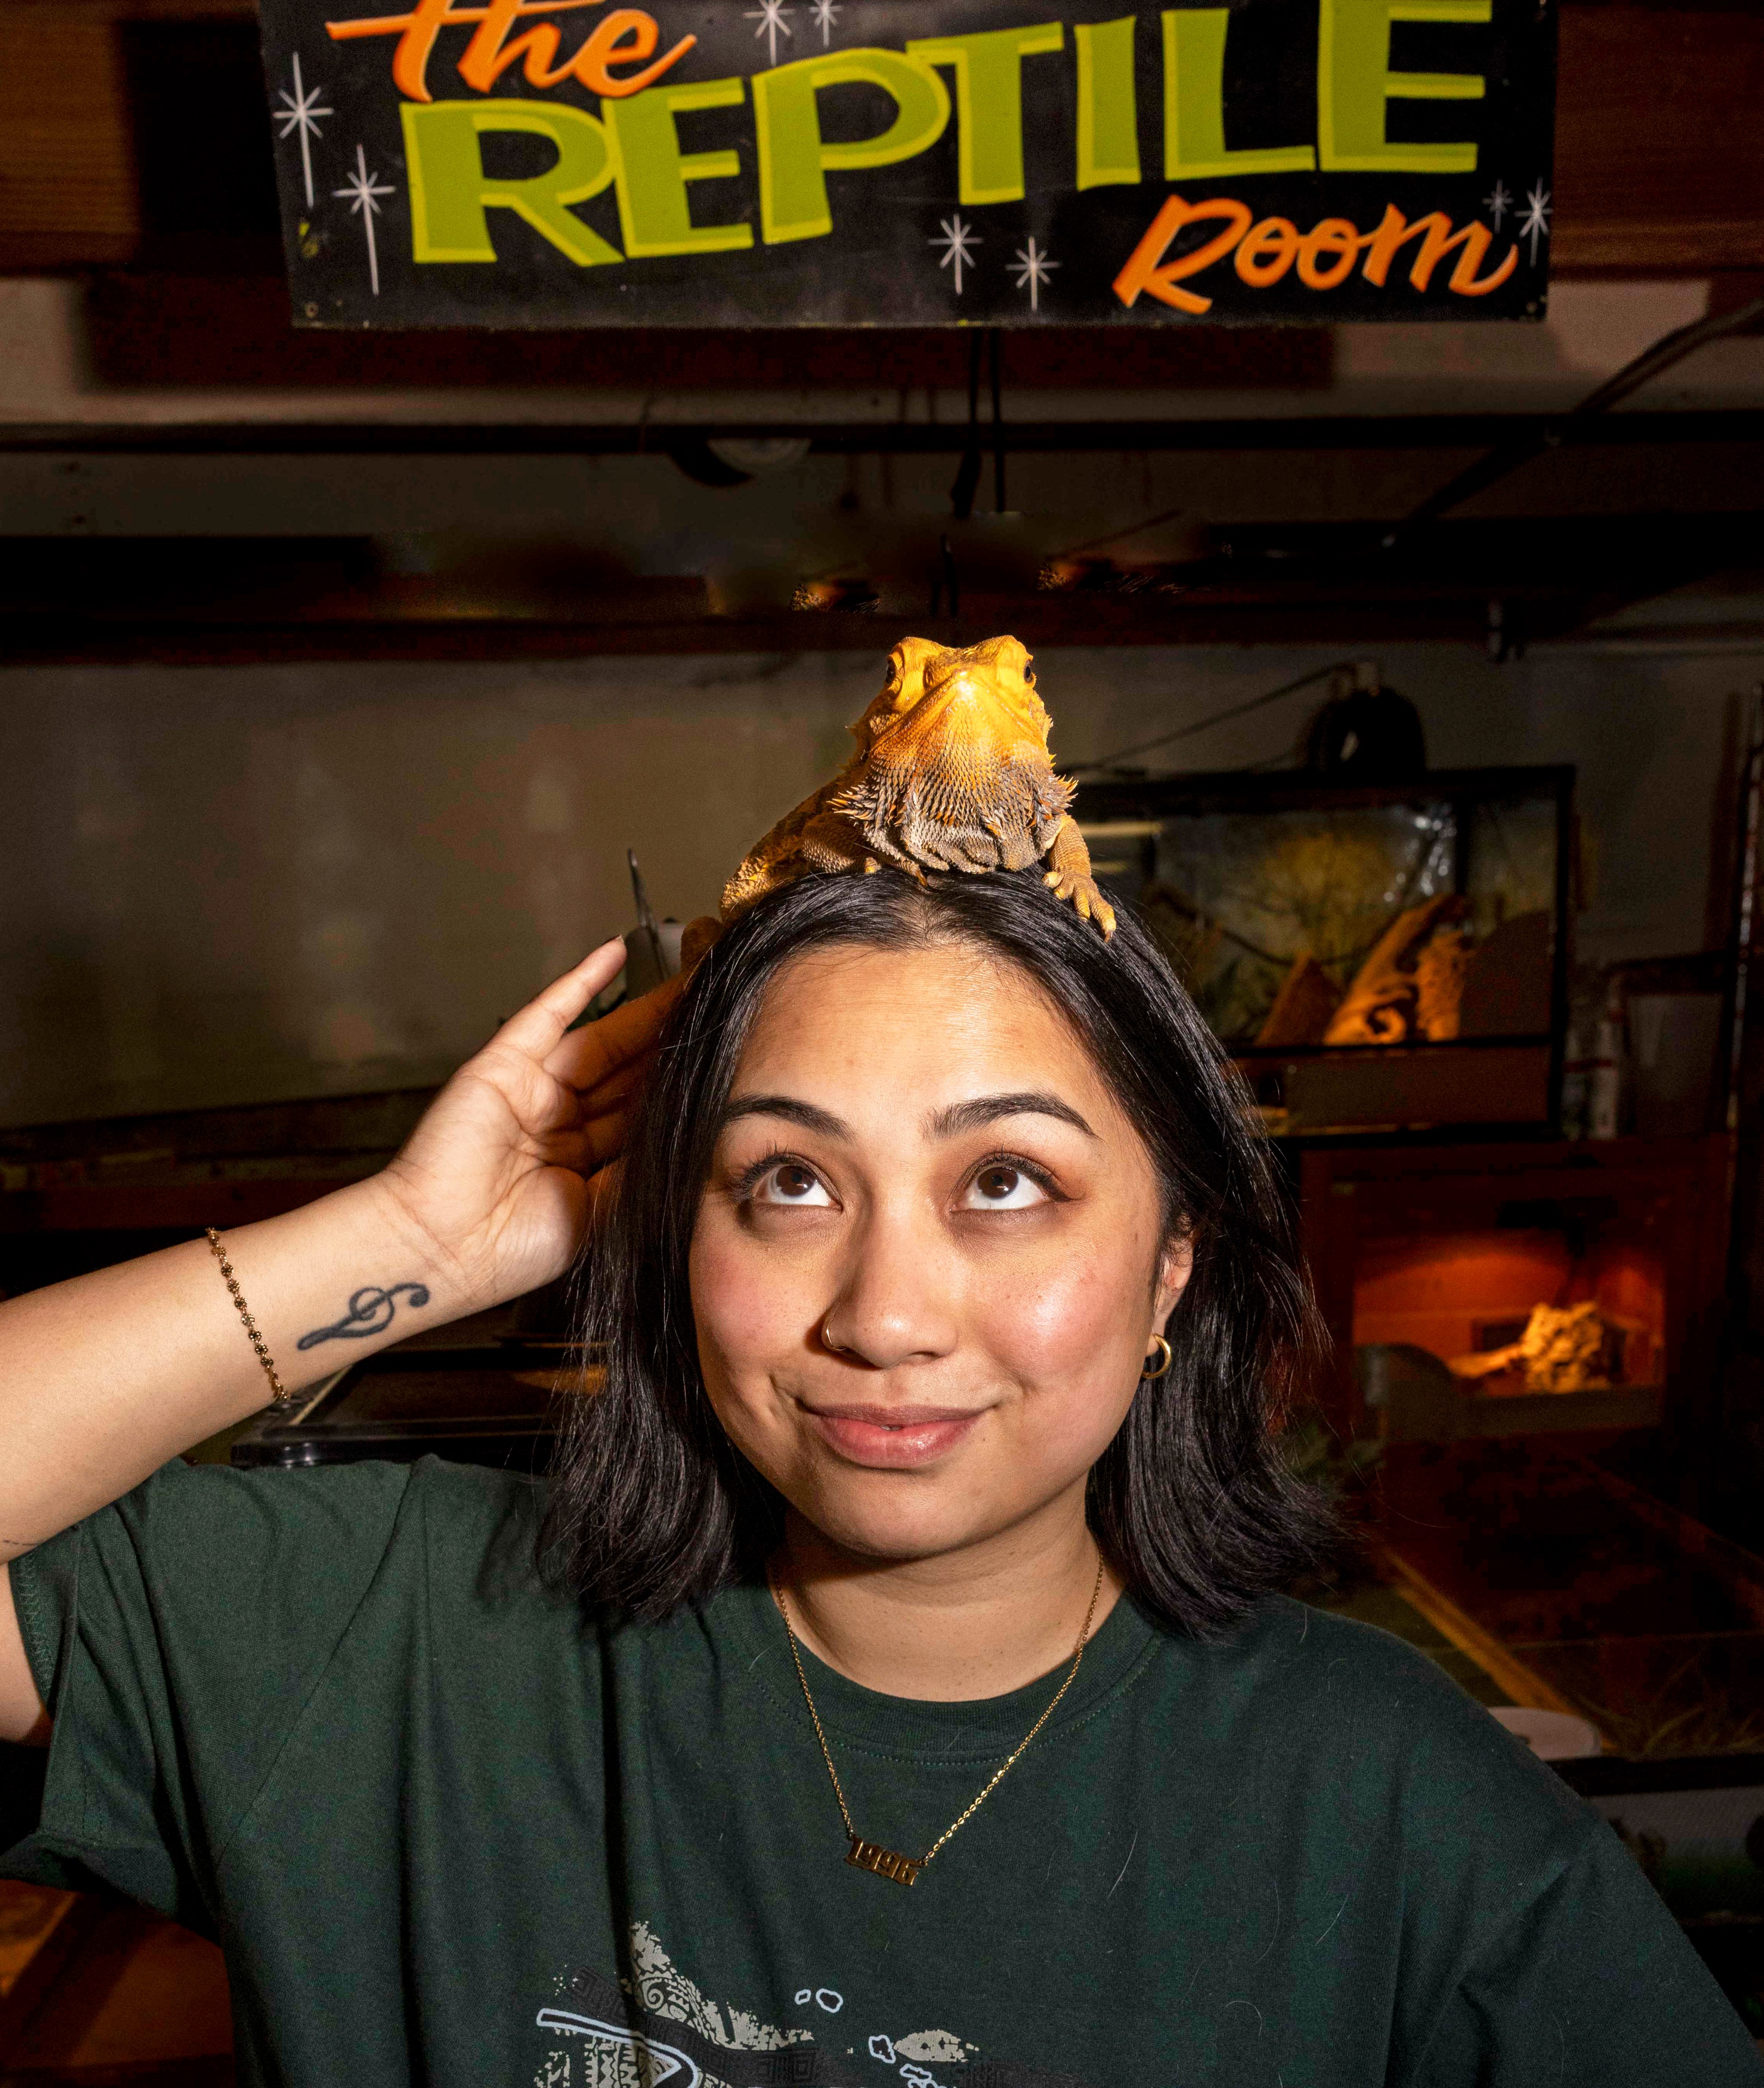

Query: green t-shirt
left=2, top=1456, right=1756, bottom=2088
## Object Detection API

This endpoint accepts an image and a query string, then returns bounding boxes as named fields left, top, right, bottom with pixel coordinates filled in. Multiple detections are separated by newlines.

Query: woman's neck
left=774, top=1489, right=1124, bottom=1702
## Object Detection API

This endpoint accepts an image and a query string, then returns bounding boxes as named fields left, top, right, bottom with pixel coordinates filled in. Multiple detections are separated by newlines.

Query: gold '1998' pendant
left=774, top=1556, right=1104, bottom=1892
left=845, top=1835, right=921, bottom=1886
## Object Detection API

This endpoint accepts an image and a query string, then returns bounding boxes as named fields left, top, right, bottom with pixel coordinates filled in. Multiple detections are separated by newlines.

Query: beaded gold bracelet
left=204, top=1227, right=290, bottom=1404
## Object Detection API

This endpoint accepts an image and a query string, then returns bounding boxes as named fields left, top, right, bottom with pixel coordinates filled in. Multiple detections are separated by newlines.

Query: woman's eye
left=961, top=1164, right=1050, bottom=1211
left=752, top=1162, right=834, bottom=1207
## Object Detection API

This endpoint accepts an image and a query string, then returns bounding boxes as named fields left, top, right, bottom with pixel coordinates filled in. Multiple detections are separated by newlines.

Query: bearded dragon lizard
left=718, top=635, right=1114, bottom=937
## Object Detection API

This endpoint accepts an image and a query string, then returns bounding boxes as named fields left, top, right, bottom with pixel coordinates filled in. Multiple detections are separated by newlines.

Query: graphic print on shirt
left=537, top=1921, right=804, bottom=2088
left=534, top=1921, right=1096, bottom=2088
left=627, top=1922, right=813, bottom=2054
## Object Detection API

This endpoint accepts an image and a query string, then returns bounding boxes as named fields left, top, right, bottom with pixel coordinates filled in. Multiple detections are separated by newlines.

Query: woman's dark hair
left=541, top=866, right=1333, bottom=1637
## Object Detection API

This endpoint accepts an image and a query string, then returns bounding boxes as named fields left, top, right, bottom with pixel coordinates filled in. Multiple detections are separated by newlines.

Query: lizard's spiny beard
left=835, top=684, right=1072, bottom=874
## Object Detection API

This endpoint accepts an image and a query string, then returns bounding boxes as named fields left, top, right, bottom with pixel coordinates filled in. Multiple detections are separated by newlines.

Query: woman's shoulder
left=39, top=1452, right=557, bottom=1634
left=1231, top=1586, right=1498, bottom=1692
left=1150, top=1590, right=1598, bottom=1850
left=19, top=1454, right=573, bottom=1743
left=1197, top=1587, right=1523, bottom=1715
left=1140, top=1600, right=1757, bottom=2083
left=243, top=1452, right=557, bottom=1598
left=109, top=1449, right=543, bottom=1547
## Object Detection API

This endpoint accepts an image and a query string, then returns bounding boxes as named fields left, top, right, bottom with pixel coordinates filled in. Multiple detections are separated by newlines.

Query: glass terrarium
left=1074, top=767, right=1573, bottom=1133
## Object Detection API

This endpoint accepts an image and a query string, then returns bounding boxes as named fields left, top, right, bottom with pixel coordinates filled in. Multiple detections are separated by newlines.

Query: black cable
left=1384, top=292, right=1764, bottom=549
left=1049, top=504, right=1193, bottom=563
left=989, top=328, right=1006, bottom=515
left=1073, top=661, right=1347, bottom=774
left=949, top=334, right=984, bottom=521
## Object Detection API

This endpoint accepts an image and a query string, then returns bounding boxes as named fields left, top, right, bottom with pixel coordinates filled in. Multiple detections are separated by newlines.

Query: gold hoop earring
left=1139, top=1334, right=1172, bottom=1382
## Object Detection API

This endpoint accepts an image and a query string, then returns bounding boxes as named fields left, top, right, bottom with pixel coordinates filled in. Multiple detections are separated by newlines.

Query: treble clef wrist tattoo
left=296, top=1281, right=430, bottom=1351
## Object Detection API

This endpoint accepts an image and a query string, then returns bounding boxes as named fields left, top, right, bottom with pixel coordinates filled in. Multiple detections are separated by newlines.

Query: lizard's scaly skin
left=721, top=635, right=1115, bottom=937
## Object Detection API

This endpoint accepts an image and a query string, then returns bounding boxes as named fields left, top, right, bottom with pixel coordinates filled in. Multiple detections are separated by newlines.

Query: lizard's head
left=852, top=635, right=1051, bottom=761
left=834, top=634, right=1070, bottom=874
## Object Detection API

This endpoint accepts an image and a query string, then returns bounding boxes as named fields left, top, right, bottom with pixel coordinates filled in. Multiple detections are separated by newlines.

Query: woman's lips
left=803, top=1403, right=983, bottom=1468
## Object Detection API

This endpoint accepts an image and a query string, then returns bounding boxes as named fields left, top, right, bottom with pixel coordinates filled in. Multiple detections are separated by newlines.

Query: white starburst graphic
left=1519, top=180, right=1551, bottom=265
left=1010, top=236, right=1058, bottom=313
left=334, top=144, right=395, bottom=296
left=1483, top=178, right=1512, bottom=232
left=274, top=52, right=332, bottom=207
left=810, top=0, right=840, bottom=45
left=744, top=0, right=793, bottom=66
left=931, top=212, right=980, bottom=295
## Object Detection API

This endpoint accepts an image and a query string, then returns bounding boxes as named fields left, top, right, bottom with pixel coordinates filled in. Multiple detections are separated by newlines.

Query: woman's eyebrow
left=721, top=1094, right=849, bottom=1138
left=926, top=1093, right=1097, bottom=1140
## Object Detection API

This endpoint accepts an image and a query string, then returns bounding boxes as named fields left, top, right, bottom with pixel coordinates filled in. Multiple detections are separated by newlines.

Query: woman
left=0, top=869, right=1754, bottom=2088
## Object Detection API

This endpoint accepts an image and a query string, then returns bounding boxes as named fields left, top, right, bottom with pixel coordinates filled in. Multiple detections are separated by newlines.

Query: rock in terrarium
left=1450, top=1301, right=1611, bottom=1394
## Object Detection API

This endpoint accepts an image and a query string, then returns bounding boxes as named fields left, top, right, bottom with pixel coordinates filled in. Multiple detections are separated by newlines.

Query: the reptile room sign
left=258, top=0, right=1557, bottom=327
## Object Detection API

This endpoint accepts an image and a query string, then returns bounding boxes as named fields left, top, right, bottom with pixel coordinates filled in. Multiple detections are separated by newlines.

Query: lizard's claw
left=679, top=916, right=724, bottom=972
left=1041, top=868, right=1117, bottom=939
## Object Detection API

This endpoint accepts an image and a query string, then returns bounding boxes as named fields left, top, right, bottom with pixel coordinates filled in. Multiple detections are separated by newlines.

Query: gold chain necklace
left=770, top=1554, right=1106, bottom=1887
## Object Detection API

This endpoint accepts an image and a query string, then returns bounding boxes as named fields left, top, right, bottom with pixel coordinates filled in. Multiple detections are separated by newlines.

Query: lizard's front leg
left=1042, top=816, right=1116, bottom=938
left=798, top=812, right=888, bottom=878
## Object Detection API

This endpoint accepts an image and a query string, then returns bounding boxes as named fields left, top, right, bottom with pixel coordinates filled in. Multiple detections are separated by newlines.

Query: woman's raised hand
left=376, top=938, right=684, bottom=1315
left=0, top=937, right=698, bottom=1611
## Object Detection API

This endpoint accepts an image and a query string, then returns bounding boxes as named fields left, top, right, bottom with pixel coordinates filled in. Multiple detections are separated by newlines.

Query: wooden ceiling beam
left=1554, top=6, right=1764, bottom=274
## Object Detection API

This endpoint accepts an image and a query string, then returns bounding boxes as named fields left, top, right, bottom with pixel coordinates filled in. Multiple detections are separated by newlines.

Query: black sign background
left=259, top=0, right=1557, bottom=327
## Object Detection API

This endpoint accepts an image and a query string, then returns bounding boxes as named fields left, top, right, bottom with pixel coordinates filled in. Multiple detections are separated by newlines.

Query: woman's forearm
left=0, top=1172, right=473, bottom=1558
left=0, top=939, right=656, bottom=1744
